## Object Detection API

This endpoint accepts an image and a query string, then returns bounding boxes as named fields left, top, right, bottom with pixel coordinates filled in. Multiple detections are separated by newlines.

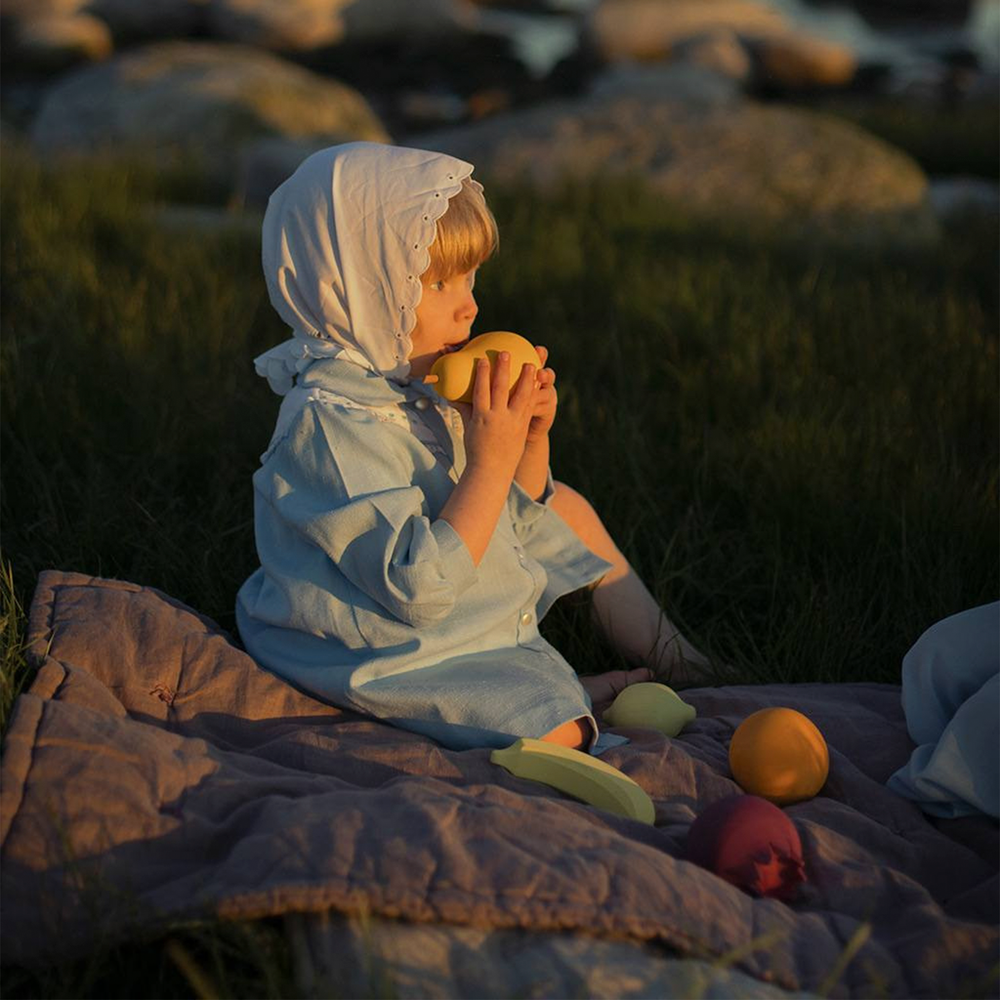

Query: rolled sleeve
left=506, top=467, right=556, bottom=533
left=506, top=467, right=614, bottom=619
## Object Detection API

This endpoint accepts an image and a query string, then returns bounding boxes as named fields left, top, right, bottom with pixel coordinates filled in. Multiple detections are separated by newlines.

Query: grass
left=0, top=137, right=997, bottom=997
left=0, top=560, right=31, bottom=733
left=1, top=917, right=299, bottom=999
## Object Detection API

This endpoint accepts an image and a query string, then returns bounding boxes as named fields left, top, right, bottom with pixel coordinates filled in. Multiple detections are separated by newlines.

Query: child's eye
left=430, top=281, right=444, bottom=292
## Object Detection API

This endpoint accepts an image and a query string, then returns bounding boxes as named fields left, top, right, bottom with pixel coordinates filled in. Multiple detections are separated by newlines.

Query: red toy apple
left=685, top=794, right=806, bottom=900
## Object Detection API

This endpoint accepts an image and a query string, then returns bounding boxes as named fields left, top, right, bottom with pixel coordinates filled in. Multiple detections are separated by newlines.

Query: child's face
left=407, top=268, right=478, bottom=379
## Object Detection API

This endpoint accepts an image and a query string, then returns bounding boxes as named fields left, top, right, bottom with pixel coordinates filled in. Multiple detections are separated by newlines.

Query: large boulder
left=86, top=0, right=203, bottom=40
left=30, top=42, right=388, bottom=184
left=1, top=0, right=89, bottom=16
left=206, top=0, right=479, bottom=51
left=753, top=33, right=858, bottom=89
left=415, top=92, right=937, bottom=242
left=337, top=0, right=479, bottom=41
left=587, top=0, right=857, bottom=91
left=233, top=136, right=335, bottom=208
left=586, top=0, right=789, bottom=62
left=8, top=13, right=113, bottom=71
left=671, top=29, right=754, bottom=84
left=589, top=61, right=743, bottom=106
left=205, top=0, right=351, bottom=51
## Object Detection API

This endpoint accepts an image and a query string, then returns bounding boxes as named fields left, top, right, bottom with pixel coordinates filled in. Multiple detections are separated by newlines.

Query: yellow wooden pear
left=603, top=682, right=697, bottom=737
left=428, top=331, right=541, bottom=403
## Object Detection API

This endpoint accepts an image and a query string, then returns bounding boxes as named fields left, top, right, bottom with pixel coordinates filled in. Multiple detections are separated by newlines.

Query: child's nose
left=457, top=292, right=478, bottom=323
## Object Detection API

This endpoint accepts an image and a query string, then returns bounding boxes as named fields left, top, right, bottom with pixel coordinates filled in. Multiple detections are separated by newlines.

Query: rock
left=587, top=1, right=857, bottom=93
left=210, top=0, right=479, bottom=52
left=233, top=136, right=338, bottom=209
left=928, top=176, right=1000, bottom=223
left=206, top=0, right=352, bottom=51
left=586, top=0, right=788, bottom=62
left=338, top=0, right=479, bottom=41
left=146, top=203, right=263, bottom=237
left=86, top=0, right=203, bottom=40
left=753, top=32, right=858, bottom=89
left=11, top=13, right=113, bottom=71
left=415, top=93, right=937, bottom=243
left=397, top=90, right=468, bottom=127
left=589, top=61, right=742, bottom=107
left=1, top=0, right=88, bottom=16
left=672, top=29, right=753, bottom=84
left=295, top=30, right=533, bottom=135
left=30, top=42, right=388, bottom=185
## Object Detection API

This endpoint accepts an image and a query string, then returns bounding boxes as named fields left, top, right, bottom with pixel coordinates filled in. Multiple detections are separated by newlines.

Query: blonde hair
left=425, top=178, right=499, bottom=282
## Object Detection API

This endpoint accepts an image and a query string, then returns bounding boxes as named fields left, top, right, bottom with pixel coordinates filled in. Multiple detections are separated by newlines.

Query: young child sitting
left=237, top=142, right=712, bottom=754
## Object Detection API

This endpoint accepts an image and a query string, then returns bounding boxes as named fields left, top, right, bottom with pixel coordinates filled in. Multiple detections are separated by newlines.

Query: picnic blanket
left=2, top=571, right=997, bottom=998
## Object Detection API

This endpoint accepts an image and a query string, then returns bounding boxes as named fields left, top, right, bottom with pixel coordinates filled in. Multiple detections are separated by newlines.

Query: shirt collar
left=299, top=357, right=441, bottom=408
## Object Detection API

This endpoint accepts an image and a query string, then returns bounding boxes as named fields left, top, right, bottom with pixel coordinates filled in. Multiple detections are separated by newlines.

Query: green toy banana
left=491, top=737, right=655, bottom=824
left=603, top=682, right=696, bottom=737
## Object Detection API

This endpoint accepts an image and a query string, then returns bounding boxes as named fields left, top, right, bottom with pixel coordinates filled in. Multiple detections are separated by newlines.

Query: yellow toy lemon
left=603, top=682, right=696, bottom=737
left=728, top=707, right=829, bottom=805
left=428, top=331, right=541, bottom=403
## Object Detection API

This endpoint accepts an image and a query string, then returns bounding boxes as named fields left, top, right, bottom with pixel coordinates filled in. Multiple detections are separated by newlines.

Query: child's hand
left=453, top=351, right=539, bottom=480
left=527, top=345, right=557, bottom=443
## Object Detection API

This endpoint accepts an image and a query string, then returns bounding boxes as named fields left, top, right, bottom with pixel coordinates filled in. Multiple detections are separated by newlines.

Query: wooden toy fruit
left=427, top=331, right=541, bottom=403
left=491, top=737, right=655, bottom=824
left=728, top=707, right=829, bottom=805
left=685, top=794, right=806, bottom=900
left=603, top=682, right=696, bottom=737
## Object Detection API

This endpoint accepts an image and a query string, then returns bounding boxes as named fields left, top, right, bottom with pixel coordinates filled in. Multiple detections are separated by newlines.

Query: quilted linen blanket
left=1, top=571, right=997, bottom=998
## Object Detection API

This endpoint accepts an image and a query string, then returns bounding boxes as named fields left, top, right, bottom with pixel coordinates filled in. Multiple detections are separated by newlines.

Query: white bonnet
left=254, top=141, right=478, bottom=393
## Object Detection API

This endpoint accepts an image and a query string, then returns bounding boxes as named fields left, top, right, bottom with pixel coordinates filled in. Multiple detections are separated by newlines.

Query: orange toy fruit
left=728, top=707, right=829, bottom=805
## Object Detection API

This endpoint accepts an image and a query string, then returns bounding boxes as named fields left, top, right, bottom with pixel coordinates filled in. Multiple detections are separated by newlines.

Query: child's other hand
left=528, top=345, right=557, bottom=443
left=453, top=351, right=539, bottom=479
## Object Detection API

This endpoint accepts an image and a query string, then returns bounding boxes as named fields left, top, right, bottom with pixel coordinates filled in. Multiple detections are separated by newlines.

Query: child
left=237, top=142, right=712, bottom=754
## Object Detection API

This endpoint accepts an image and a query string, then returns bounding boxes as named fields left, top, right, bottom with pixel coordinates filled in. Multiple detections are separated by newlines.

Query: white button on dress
left=520, top=612, right=532, bottom=625
left=414, top=396, right=430, bottom=411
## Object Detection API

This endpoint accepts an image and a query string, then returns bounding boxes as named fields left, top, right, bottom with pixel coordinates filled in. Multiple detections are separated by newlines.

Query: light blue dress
left=886, top=602, right=999, bottom=819
left=237, top=356, right=621, bottom=753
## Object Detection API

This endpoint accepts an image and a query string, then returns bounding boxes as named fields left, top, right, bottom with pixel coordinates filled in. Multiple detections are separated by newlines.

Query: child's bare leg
left=540, top=717, right=590, bottom=749
left=549, top=481, right=713, bottom=687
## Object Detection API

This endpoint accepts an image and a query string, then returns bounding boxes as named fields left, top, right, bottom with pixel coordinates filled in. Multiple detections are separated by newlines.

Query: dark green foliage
left=2, top=143, right=997, bottom=697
